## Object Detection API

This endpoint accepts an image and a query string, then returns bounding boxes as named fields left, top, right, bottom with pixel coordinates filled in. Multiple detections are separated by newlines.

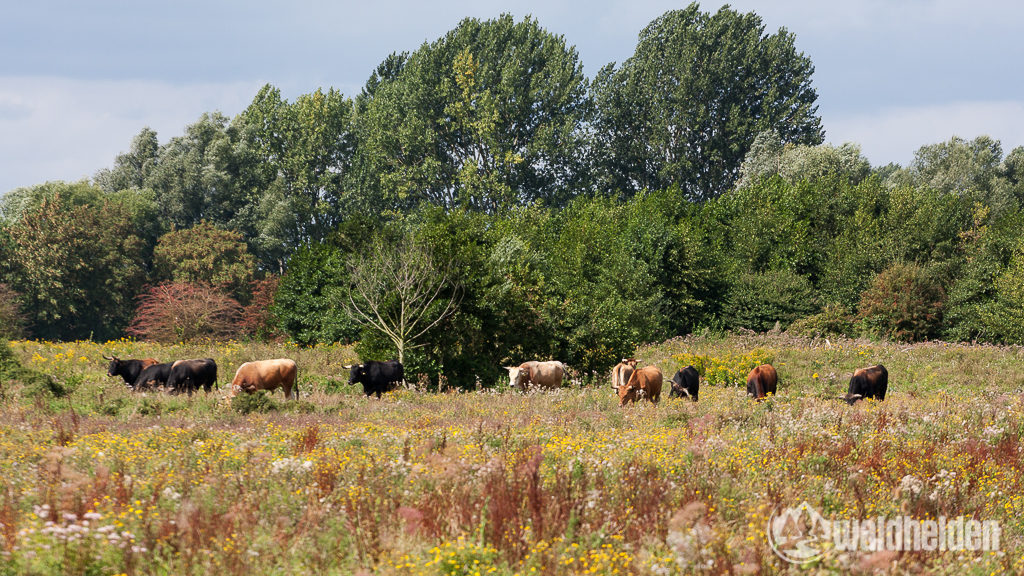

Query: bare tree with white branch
left=342, top=238, right=461, bottom=364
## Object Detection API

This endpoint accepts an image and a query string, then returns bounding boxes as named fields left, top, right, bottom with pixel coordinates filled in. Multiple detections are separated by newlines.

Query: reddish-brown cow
left=746, top=364, right=778, bottom=401
left=618, top=365, right=663, bottom=406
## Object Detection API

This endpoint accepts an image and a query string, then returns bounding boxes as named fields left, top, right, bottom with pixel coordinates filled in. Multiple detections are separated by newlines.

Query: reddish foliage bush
left=238, top=277, right=282, bottom=340
left=126, top=282, right=242, bottom=343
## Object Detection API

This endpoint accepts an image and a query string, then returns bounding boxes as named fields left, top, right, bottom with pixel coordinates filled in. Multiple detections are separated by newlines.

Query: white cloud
left=824, top=101, right=1024, bottom=167
left=0, top=77, right=262, bottom=194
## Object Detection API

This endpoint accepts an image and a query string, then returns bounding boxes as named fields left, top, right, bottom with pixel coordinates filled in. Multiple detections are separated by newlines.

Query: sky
left=2, top=0, right=1023, bottom=194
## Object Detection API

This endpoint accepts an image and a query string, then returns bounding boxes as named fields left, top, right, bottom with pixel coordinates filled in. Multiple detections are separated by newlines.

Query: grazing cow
left=231, top=359, right=299, bottom=399
left=104, top=355, right=159, bottom=387
left=505, top=361, right=566, bottom=391
left=746, top=364, right=778, bottom=401
left=346, top=360, right=404, bottom=398
left=166, top=358, right=218, bottom=395
left=840, top=364, right=888, bottom=404
left=132, top=362, right=174, bottom=390
left=669, top=366, right=700, bottom=401
left=611, top=358, right=638, bottom=392
left=619, top=365, right=663, bottom=406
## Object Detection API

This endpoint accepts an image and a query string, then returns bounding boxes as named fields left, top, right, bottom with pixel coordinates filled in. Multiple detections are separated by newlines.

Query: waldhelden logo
left=767, top=501, right=830, bottom=563
left=767, top=502, right=1002, bottom=565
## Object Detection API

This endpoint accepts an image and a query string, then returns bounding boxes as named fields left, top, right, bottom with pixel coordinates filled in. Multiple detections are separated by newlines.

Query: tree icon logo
left=767, top=501, right=830, bottom=564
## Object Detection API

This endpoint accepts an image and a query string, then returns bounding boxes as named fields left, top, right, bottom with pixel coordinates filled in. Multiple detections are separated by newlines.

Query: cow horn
left=342, top=364, right=353, bottom=369
left=102, top=354, right=114, bottom=360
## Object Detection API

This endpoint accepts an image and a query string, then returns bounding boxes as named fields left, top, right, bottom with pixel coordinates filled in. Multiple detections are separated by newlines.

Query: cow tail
left=295, top=366, right=300, bottom=400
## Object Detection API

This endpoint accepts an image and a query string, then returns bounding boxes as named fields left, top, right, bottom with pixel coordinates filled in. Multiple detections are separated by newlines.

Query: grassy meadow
left=1, top=334, right=1022, bottom=575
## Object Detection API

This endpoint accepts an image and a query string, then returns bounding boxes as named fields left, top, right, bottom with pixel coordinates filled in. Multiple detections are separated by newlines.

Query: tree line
left=2, top=5, right=1024, bottom=388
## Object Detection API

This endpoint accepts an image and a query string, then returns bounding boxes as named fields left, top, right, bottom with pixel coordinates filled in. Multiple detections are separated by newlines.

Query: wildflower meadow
left=0, top=333, right=1022, bottom=574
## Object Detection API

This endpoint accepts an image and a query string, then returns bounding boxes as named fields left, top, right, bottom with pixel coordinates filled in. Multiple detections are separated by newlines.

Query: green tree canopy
left=591, top=3, right=823, bottom=201
left=5, top=188, right=146, bottom=340
left=152, top=221, right=256, bottom=300
left=737, top=130, right=871, bottom=188
left=357, top=14, right=590, bottom=211
left=94, top=127, right=160, bottom=193
left=237, top=85, right=357, bottom=267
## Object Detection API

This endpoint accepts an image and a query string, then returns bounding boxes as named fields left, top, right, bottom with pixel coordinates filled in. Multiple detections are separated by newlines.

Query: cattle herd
left=105, top=353, right=889, bottom=406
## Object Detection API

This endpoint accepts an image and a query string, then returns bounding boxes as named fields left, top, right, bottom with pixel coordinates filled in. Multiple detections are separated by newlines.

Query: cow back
left=526, top=361, right=565, bottom=389
left=746, top=364, right=778, bottom=399
left=133, top=362, right=174, bottom=390
left=847, top=364, right=887, bottom=402
left=233, top=359, right=298, bottom=398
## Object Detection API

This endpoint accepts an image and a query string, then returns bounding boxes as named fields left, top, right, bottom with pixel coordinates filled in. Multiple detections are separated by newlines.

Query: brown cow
left=618, top=365, right=663, bottom=406
left=231, top=359, right=299, bottom=399
left=746, top=364, right=778, bottom=401
left=840, top=364, right=888, bottom=404
left=611, top=358, right=638, bottom=392
left=505, top=361, right=566, bottom=391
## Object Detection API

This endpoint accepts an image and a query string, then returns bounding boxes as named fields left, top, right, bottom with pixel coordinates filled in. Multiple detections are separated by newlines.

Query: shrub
left=787, top=303, right=855, bottom=338
left=719, top=269, right=818, bottom=332
left=977, top=242, right=1024, bottom=344
left=238, top=276, right=282, bottom=340
left=857, top=262, right=945, bottom=342
left=126, top=282, right=242, bottom=343
left=671, top=348, right=774, bottom=386
left=0, top=283, right=27, bottom=339
left=152, top=221, right=256, bottom=299
left=231, top=390, right=278, bottom=414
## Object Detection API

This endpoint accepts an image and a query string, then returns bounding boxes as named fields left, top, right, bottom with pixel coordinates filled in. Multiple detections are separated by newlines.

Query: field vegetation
left=0, top=334, right=1021, bottom=575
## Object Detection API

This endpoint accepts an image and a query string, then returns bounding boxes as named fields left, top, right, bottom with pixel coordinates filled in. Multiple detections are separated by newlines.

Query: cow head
left=103, top=355, right=121, bottom=377
left=623, top=357, right=638, bottom=368
left=839, top=393, right=863, bottom=405
left=504, top=365, right=529, bottom=390
left=344, top=364, right=365, bottom=385
left=618, top=372, right=644, bottom=406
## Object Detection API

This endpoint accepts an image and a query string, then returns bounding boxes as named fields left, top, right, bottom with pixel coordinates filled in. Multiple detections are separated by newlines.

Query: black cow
left=669, top=366, right=700, bottom=401
left=346, top=360, right=404, bottom=398
left=841, top=364, right=888, bottom=404
left=133, top=362, right=174, bottom=390
left=166, top=358, right=218, bottom=395
left=105, top=355, right=160, bottom=387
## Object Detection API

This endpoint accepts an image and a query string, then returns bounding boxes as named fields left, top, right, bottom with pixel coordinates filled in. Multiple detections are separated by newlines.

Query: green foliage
left=144, top=112, right=250, bottom=231
left=943, top=207, right=1021, bottom=342
left=670, top=348, right=774, bottom=386
left=231, top=390, right=279, bottom=414
left=974, top=236, right=1024, bottom=344
left=720, top=269, right=818, bottom=332
left=737, top=130, right=871, bottom=188
left=591, top=3, right=822, bottom=200
left=273, top=242, right=359, bottom=346
left=94, top=127, right=160, bottom=193
left=857, top=262, right=946, bottom=342
left=0, top=283, right=27, bottom=339
left=238, top=86, right=357, bottom=262
left=358, top=14, right=589, bottom=211
left=786, top=304, right=855, bottom=339
left=153, top=221, right=256, bottom=299
left=4, top=187, right=147, bottom=341
left=0, top=340, right=61, bottom=398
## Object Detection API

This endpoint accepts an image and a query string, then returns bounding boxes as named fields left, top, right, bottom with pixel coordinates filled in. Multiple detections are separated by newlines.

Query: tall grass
left=0, top=335, right=1020, bottom=574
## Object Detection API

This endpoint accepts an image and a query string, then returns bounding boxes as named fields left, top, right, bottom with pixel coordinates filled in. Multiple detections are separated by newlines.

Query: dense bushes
left=857, top=263, right=946, bottom=342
